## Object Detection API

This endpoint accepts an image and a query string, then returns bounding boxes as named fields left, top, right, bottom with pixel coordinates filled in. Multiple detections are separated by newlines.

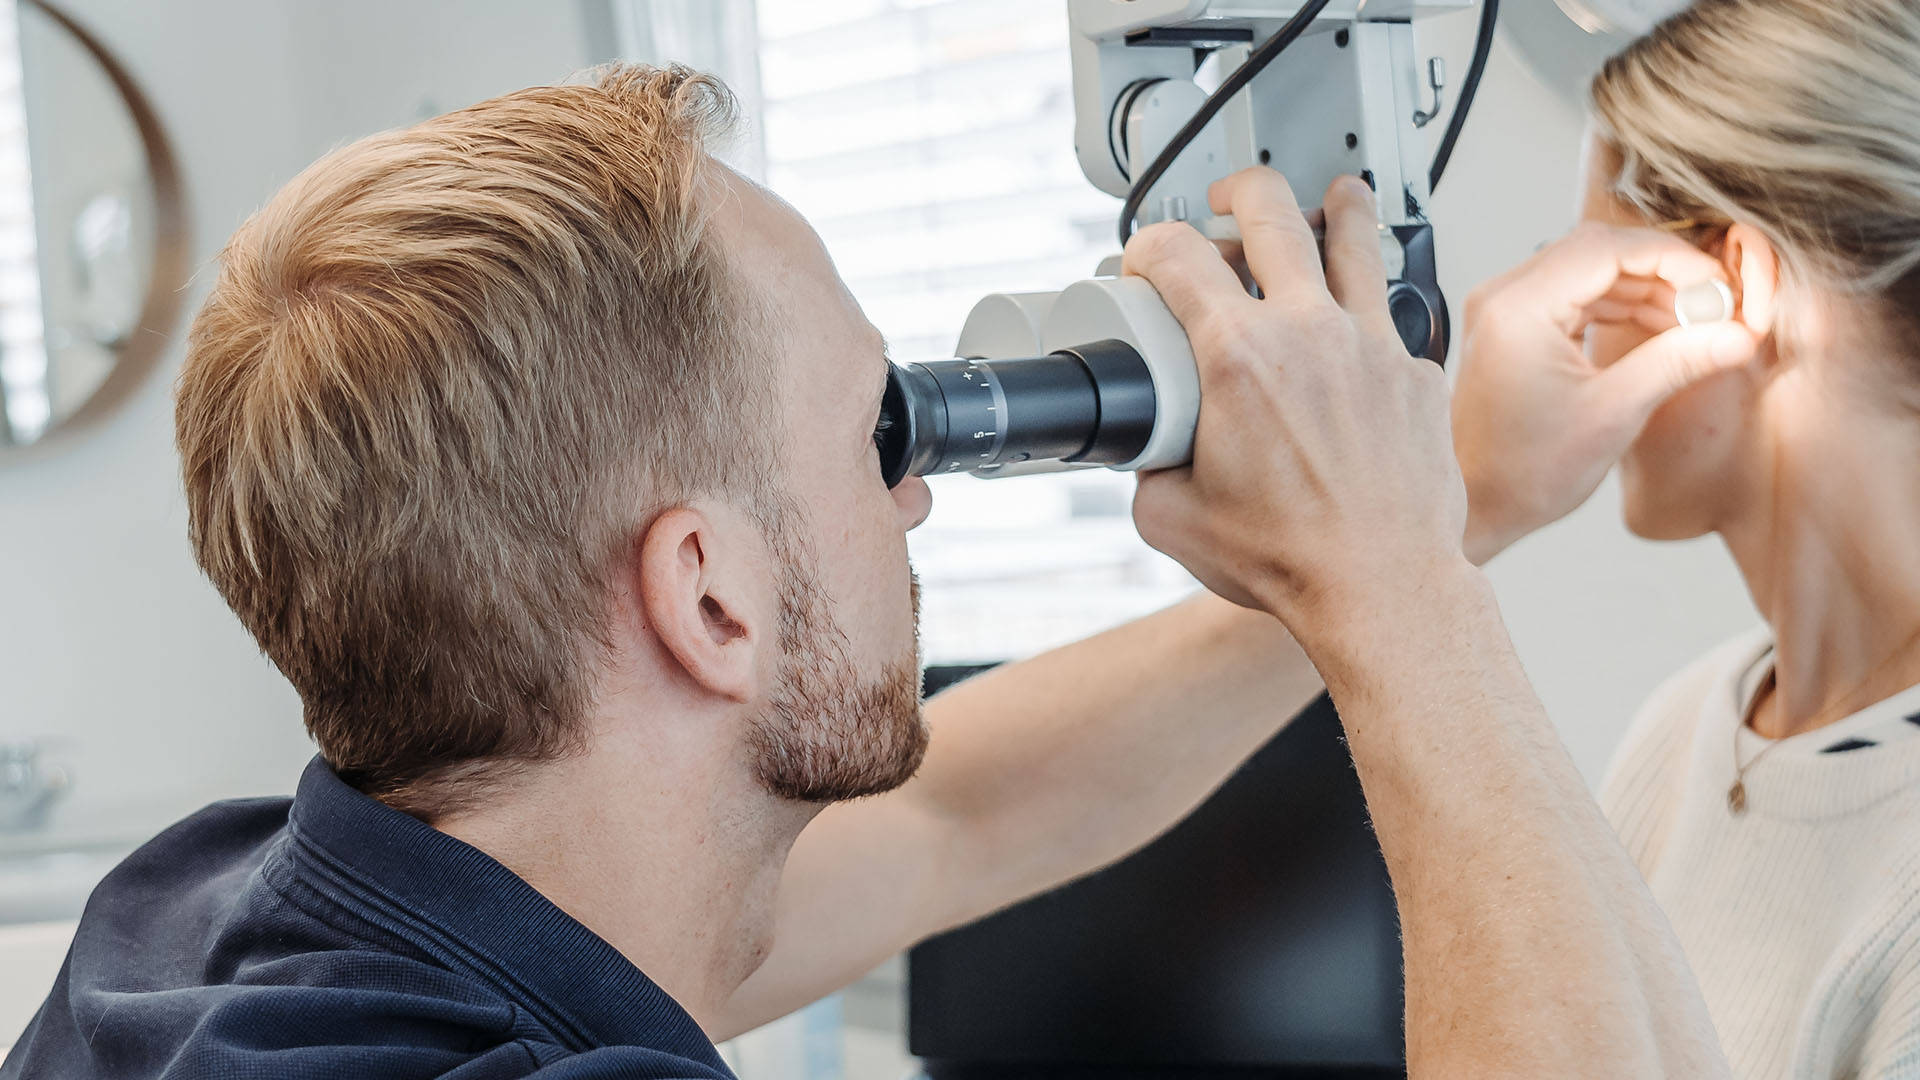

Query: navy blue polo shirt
left=0, top=757, right=734, bottom=1079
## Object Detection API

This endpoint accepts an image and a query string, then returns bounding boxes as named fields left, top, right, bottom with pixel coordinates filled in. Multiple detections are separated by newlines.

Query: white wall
left=0, top=0, right=603, bottom=845
left=283, top=1, right=602, bottom=157
left=0, top=0, right=308, bottom=843
left=1420, top=8, right=1758, bottom=782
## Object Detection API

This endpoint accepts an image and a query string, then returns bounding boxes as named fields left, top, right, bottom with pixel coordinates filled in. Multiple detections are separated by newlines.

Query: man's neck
left=432, top=717, right=817, bottom=1033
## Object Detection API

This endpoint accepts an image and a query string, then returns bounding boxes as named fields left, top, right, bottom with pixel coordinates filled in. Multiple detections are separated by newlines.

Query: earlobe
left=637, top=507, right=760, bottom=705
left=1723, top=223, right=1779, bottom=338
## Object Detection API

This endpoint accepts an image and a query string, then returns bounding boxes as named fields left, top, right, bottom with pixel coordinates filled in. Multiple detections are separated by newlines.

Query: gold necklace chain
left=1730, top=625, right=1920, bottom=814
left=1728, top=668, right=1780, bottom=813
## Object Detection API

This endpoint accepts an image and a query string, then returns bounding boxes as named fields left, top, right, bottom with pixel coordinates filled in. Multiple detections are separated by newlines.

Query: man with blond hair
left=3, top=65, right=1729, bottom=1079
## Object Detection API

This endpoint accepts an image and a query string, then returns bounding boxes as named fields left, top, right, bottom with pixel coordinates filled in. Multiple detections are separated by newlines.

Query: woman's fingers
left=1591, top=322, right=1762, bottom=439
left=1580, top=297, right=1681, bottom=337
left=1592, top=277, right=1674, bottom=308
left=1504, top=224, right=1730, bottom=334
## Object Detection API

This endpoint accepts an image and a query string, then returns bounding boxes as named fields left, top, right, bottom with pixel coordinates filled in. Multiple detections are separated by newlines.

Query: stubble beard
left=749, top=525, right=927, bottom=804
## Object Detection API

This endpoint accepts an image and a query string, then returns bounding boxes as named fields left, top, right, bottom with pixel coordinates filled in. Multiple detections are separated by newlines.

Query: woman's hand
left=1454, top=223, right=1761, bottom=563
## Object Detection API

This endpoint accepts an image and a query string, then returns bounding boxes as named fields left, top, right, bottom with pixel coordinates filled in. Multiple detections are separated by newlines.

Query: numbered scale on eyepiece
left=877, top=341, right=1159, bottom=488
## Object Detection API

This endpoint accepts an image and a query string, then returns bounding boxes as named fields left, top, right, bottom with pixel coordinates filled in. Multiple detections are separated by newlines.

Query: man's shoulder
left=7, top=980, right=727, bottom=1079
left=2, top=780, right=735, bottom=1080
left=99, top=792, right=293, bottom=897
left=1, top=797, right=502, bottom=1079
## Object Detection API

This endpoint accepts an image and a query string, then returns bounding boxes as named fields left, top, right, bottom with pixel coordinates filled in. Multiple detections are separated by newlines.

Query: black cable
left=1116, top=0, right=1496, bottom=241
left=1429, top=0, right=1498, bottom=192
left=1117, top=0, right=1336, bottom=247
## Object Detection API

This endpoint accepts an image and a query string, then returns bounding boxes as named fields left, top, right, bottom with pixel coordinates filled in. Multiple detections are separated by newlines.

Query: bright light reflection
left=0, top=0, right=47, bottom=443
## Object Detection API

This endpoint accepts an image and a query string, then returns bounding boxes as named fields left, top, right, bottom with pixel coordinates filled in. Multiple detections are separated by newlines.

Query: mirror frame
left=12, top=0, right=188, bottom=455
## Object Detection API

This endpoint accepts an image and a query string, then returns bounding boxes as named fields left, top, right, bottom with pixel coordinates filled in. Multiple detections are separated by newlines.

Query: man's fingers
left=1206, top=167, right=1326, bottom=300
left=1592, top=322, right=1761, bottom=436
left=1321, top=176, right=1394, bottom=335
left=1122, top=220, right=1250, bottom=330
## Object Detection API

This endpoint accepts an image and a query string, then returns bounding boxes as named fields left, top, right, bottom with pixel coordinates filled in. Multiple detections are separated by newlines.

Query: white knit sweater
left=1599, top=627, right=1920, bottom=1080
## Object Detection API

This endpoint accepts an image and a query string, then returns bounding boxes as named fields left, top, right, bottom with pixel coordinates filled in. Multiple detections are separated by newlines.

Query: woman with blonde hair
left=1455, top=0, right=1920, bottom=1076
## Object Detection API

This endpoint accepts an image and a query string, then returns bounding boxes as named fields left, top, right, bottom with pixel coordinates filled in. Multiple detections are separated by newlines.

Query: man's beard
left=748, top=525, right=928, bottom=804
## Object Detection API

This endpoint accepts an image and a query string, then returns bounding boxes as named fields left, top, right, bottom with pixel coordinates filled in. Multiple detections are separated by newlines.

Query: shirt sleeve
left=1847, top=928, right=1920, bottom=1080
left=530, top=1044, right=733, bottom=1079
left=1796, top=847, right=1920, bottom=1080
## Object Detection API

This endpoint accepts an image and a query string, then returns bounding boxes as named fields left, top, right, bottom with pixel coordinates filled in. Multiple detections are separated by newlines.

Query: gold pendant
left=1727, top=780, right=1747, bottom=814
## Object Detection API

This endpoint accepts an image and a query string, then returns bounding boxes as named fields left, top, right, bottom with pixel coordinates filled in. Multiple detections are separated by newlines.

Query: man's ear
left=636, top=507, right=762, bottom=705
left=1723, top=223, right=1780, bottom=338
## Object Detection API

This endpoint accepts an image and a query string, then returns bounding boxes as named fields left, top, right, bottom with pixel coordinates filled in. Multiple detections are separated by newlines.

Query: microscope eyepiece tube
left=895, top=224, right=1449, bottom=487
left=877, top=342, right=1157, bottom=487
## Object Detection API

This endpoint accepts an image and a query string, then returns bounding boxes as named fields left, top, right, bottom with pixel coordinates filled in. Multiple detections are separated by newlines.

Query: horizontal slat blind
left=755, top=0, right=1194, bottom=664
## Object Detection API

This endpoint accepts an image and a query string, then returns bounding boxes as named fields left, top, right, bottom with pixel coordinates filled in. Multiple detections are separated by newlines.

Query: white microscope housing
left=875, top=0, right=1471, bottom=487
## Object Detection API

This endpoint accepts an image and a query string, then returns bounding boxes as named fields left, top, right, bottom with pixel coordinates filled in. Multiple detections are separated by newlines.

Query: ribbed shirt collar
left=1706, top=630, right=1920, bottom=821
left=282, top=755, right=732, bottom=1074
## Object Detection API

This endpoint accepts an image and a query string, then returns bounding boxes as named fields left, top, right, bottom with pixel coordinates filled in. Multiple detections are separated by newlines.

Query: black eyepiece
left=878, top=340, right=1156, bottom=488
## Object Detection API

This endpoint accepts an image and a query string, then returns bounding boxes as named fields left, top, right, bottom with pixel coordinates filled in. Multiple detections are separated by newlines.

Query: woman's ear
left=1723, top=223, right=1779, bottom=338
left=635, top=507, right=762, bottom=705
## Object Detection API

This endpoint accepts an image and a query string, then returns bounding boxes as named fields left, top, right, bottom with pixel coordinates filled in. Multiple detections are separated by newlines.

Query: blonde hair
left=176, top=64, right=776, bottom=816
left=1591, top=0, right=1920, bottom=326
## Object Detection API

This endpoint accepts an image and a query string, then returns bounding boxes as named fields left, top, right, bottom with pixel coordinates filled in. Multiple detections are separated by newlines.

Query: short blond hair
left=1592, top=0, right=1920, bottom=331
left=177, top=64, right=774, bottom=815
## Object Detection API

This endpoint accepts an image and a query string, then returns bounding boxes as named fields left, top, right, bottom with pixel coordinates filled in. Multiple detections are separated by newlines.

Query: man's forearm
left=1291, top=562, right=1728, bottom=1080
left=713, top=591, right=1323, bottom=1039
left=908, top=590, right=1324, bottom=928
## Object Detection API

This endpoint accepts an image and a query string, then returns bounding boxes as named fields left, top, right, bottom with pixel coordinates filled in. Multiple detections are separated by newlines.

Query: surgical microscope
left=875, top=0, right=1496, bottom=490
left=897, top=4, right=1501, bottom=1075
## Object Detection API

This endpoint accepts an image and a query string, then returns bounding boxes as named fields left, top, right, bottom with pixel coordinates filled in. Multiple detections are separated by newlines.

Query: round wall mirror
left=2, top=0, right=186, bottom=450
